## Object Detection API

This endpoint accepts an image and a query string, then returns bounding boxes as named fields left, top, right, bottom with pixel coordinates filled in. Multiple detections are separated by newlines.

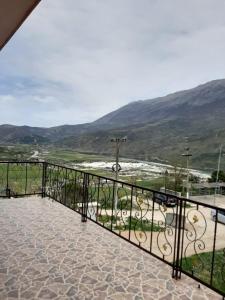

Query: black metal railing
left=0, top=161, right=43, bottom=197
left=0, top=161, right=225, bottom=297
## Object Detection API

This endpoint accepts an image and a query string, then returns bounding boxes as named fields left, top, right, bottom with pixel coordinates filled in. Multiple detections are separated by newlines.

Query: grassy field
left=182, top=249, right=225, bottom=294
left=0, top=145, right=192, bottom=195
left=0, top=145, right=113, bottom=163
left=0, top=162, right=43, bottom=195
left=42, top=147, right=114, bottom=163
left=0, top=145, right=35, bottom=161
left=133, top=177, right=184, bottom=194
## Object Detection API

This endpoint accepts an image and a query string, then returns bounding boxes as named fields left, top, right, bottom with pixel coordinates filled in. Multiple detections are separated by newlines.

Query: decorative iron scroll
left=156, top=203, right=176, bottom=259
left=183, top=208, right=207, bottom=274
left=133, top=191, right=151, bottom=245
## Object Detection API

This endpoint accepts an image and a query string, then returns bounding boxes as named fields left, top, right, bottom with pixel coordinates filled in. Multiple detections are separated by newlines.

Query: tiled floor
left=0, top=196, right=222, bottom=300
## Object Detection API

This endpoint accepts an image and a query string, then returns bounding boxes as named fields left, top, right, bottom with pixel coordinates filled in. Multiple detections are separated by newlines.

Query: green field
left=182, top=249, right=225, bottom=294
left=0, top=145, right=114, bottom=163
left=0, top=162, right=43, bottom=195
left=0, top=145, right=199, bottom=196
left=42, top=147, right=114, bottom=163
left=0, top=145, right=35, bottom=161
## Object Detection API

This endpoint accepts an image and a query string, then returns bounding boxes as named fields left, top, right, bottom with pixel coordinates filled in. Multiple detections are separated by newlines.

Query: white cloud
left=1, top=0, right=225, bottom=126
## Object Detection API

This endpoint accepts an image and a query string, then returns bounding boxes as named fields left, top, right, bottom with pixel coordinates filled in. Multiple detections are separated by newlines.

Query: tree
left=208, top=170, right=225, bottom=182
left=189, top=174, right=200, bottom=183
left=172, top=165, right=184, bottom=192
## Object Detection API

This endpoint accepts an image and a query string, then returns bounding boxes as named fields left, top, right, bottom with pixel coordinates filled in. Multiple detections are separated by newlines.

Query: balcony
left=0, top=161, right=224, bottom=299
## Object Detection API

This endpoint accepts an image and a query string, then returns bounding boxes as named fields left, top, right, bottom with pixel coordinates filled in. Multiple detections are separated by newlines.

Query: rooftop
left=0, top=196, right=221, bottom=300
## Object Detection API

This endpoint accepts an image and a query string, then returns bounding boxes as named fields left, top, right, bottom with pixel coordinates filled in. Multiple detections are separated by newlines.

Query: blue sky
left=1, top=0, right=225, bottom=127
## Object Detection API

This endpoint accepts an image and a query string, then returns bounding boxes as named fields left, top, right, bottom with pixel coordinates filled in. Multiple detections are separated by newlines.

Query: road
left=30, top=150, right=39, bottom=159
left=190, top=194, right=225, bottom=209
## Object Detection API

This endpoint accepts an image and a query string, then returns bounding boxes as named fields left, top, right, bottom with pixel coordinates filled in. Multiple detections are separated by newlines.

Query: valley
left=1, top=79, right=225, bottom=171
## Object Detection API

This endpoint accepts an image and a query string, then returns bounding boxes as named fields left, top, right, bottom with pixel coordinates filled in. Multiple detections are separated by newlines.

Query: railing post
left=6, top=162, right=10, bottom=198
left=172, top=198, right=183, bottom=279
left=6, top=188, right=11, bottom=198
left=25, top=163, right=28, bottom=195
left=81, top=173, right=88, bottom=222
left=64, top=168, right=68, bottom=206
left=42, top=162, right=47, bottom=198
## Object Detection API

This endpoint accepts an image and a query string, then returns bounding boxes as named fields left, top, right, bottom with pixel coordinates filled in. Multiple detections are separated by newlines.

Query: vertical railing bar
left=64, top=168, right=68, bottom=206
left=172, top=197, right=180, bottom=278
left=128, top=186, right=134, bottom=241
left=41, top=162, right=47, bottom=198
left=81, top=173, right=85, bottom=221
left=179, top=199, right=186, bottom=274
left=25, top=162, right=28, bottom=195
left=68, top=169, right=72, bottom=208
left=6, top=162, right=9, bottom=197
left=96, top=176, right=100, bottom=223
left=87, top=174, right=92, bottom=219
left=44, top=162, right=48, bottom=197
left=210, top=209, right=218, bottom=286
left=79, top=172, right=83, bottom=214
left=39, top=162, right=42, bottom=194
left=58, top=166, right=62, bottom=203
left=41, top=162, right=44, bottom=197
left=81, top=173, right=88, bottom=222
left=150, top=192, right=155, bottom=253
left=73, top=170, right=77, bottom=211
left=139, top=188, right=145, bottom=247
left=55, top=165, right=59, bottom=201
left=46, top=162, right=49, bottom=198
left=111, top=180, right=115, bottom=231
left=118, top=183, right=122, bottom=236
left=50, top=164, right=53, bottom=199
left=175, top=198, right=183, bottom=279
left=86, top=174, right=90, bottom=218
left=77, top=171, right=81, bottom=208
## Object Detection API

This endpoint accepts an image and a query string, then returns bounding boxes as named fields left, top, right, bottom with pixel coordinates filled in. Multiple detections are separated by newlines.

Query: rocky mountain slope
left=1, top=79, right=225, bottom=170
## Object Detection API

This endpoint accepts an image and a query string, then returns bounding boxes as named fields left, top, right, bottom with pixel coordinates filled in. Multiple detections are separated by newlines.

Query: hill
left=1, top=79, right=225, bottom=170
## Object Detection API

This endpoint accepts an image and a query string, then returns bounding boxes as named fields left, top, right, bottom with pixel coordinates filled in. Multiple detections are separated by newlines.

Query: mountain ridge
left=1, top=78, right=225, bottom=170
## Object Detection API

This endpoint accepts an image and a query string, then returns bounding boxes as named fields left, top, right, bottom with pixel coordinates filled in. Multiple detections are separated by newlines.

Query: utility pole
left=164, top=169, right=168, bottom=192
left=214, top=144, right=223, bottom=204
left=182, top=138, right=192, bottom=199
left=111, top=137, right=126, bottom=217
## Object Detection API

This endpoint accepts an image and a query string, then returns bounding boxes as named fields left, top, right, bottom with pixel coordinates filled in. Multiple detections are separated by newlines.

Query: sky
left=1, top=0, right=225, bottom=127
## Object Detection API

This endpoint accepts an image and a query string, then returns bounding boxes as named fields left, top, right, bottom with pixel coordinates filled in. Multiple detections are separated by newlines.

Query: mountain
left=0, top=124, right=48, bottom=144
left=93, top=79, right=225, bottom=128
left=1, top=79, right=225, bottom=170
left=58, top=79, right=225, bottom=170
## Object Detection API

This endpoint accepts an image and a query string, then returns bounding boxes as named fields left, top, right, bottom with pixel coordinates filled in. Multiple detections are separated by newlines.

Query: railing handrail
left=45, top=161, right=225, bottom=212
left=1, top=159, right=225, bottom=212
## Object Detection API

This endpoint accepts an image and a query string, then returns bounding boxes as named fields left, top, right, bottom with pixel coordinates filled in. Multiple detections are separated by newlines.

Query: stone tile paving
left=0, top=196, right=222, bottom=300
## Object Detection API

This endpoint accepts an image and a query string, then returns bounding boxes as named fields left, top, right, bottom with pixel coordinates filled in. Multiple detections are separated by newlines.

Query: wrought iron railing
left=0, top=161, right=43, bottom=197
left=0, top=161, right=225, bottom=297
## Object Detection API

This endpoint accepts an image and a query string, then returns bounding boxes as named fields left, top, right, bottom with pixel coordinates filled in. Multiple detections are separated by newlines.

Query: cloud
left=1, top=0, right=225, bottom=126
